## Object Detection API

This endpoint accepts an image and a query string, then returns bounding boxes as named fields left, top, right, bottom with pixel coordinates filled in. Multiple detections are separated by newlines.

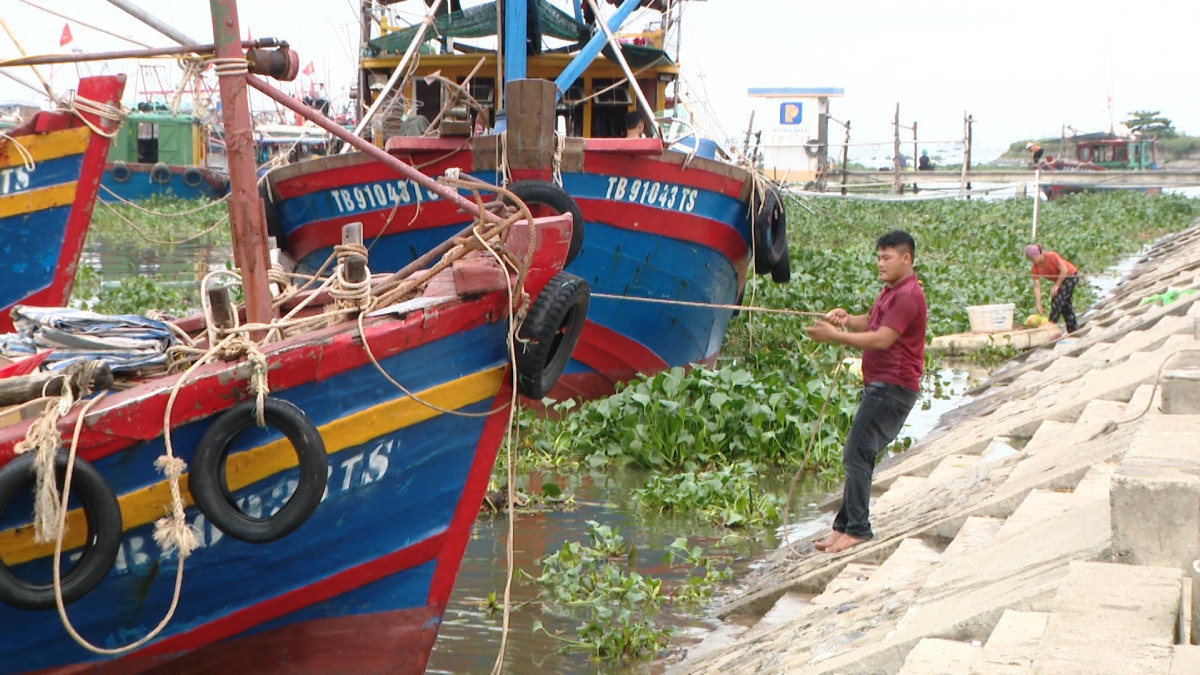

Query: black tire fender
left=182, top=167, right=204, bottom=188
left=771, top=249, right=792, bottom=283
left=0, top=452, right=123, bottom=610
left=150, top=162, right=172, bottom=184
left=110, top=161, right=131, bottom=183
left=504, top=180, right=585, bottom=266
left=751, top=186, right=788, bottom=275
left=189, top=398, right=327, bottom=544
left=516, top=272, right=590, bottom=399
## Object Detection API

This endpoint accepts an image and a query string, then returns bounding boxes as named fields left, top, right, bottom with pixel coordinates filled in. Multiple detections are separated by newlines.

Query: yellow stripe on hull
left=0, top=126, right=91, bottom=169
left=0, top=366, right=507, bottom=565
left=0, top=182, right=79, bottom=219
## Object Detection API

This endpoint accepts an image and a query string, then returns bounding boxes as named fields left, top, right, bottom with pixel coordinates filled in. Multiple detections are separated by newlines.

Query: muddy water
left=425, top=469, right=839, bottom=674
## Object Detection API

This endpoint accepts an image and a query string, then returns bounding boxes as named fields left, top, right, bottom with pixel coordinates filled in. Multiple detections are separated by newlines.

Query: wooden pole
left=959, top=111, right=970, bottom=197
left=892, top=103, right=901, bottom=194
left=841, top=120, right=850, bottom=196
left=965, top=113, right=974, bottom=197
left=1032, top=168, right=1041, bottom=240
left=209, top=0, right=273, bottom=330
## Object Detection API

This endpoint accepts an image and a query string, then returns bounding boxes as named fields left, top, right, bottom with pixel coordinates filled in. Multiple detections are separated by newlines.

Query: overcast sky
left=3, top=0, right=1197, bottom=160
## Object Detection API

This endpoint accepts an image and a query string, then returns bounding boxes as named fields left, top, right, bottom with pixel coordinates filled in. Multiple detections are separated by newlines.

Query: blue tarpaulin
left=0, top=307, right=176, bottom=373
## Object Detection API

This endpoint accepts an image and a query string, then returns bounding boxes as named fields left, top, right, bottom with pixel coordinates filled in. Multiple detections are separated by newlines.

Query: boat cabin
left=358, top=0, right=679, bottom=140
left=106, top=103, right=209, bottom=167
left=1071, top=132, right=1158, bottom=170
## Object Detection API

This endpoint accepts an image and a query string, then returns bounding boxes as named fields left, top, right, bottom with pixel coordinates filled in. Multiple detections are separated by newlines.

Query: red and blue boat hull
left=0, top=218, right=572, bottom=672
left=266, top=138, right=759, bottom=399
left=0, top=75, right=125, bottom=332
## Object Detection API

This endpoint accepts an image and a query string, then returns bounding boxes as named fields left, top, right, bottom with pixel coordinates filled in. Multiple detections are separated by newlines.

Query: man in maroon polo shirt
left=805, top=230, right=927, bottom=554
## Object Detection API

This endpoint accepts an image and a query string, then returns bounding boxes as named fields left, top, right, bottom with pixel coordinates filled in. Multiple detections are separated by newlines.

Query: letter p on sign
left=780, top=102, right=802, bottom=125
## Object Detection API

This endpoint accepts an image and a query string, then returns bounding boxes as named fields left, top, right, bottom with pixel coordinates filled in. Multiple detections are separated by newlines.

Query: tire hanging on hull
left=515, top=272, right=590, bottom=399
left=0, top=452, right=123, bottom=610
left=189, top=398, right=327, bottom=544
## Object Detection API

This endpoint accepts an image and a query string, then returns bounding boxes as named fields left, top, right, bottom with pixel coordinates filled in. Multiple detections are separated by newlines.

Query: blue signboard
left=779, top=102, right=802, bottom=125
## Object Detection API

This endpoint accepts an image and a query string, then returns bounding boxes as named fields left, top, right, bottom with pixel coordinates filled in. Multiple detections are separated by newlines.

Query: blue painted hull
left=266, top=146, right=761, bottom=398
left=99, top=164, right=228, bottom=203
left=0, top=316, right=509, bottom=671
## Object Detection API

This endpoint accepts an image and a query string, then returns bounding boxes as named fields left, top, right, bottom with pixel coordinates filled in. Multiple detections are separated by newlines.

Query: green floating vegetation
left=637, top=460, right=784, bottom=528
left=528, top=520, right=729, bottom=663
left=71, top=196, right=230, bottom=316
left=525, top=365, right=857, bottom=476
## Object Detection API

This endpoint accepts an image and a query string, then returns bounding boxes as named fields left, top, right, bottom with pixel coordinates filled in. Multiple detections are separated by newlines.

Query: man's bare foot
left=813, top=531, right=842, bottom=551
left=824, top=533, right=868, bottom=553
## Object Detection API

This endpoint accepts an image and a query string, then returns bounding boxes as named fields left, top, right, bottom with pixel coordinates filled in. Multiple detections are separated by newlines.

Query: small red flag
left=59, top=23, right=73, bottom=47
left=302, top=61, right=315, bottom=77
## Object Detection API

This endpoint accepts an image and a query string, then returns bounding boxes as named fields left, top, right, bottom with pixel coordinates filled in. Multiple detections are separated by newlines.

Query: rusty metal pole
left=209, top=0, right=273, bottom=328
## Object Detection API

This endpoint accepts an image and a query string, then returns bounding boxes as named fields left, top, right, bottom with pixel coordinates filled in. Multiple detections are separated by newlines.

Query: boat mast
left=209, top=0, right=274, bottom=327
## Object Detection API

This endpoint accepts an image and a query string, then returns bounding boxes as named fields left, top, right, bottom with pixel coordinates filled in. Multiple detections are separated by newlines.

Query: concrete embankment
left=671, top=220, right=1200, bottom=674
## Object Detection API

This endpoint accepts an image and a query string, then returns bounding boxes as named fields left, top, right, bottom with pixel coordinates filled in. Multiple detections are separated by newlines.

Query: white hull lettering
left=604, top=176, right=697, bottom=213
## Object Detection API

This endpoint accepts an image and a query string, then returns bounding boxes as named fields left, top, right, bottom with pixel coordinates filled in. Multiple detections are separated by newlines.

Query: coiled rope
left=65, top=92, right=126, bottom=139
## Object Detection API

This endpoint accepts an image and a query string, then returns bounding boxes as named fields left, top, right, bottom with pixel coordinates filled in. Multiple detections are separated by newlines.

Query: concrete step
left=940, top=516, right=1003, bottom=562
left=899, top=637, right=982, bottom=675
left=1123, top=383, right=1161, bottom=420
left=971, top=610, right=1048, bottom=675
left=1039, top=355, right=1081, bottom=378
left=925, top=454, right=981, bottom=485
left=1112, top=415, right=1200, bottom=569
left=873, top=475, right=929, bottom=514
left=1031, top=561, right=1181, bottom=674
left=993, top=488, right=1073, bottom=541
left=1171, top=645, right=1200, bottom=675
left=748, top=591, right=811, bottom=634
left=856, top=537, right=942, bottom=596
left=1021, top=420, right=1075, bottom=456
left=1068, top=461, right=1117, bottom=507
left=807, top=562, right=880, bottom=609
left=1068, top=398, right=1128, bottom=439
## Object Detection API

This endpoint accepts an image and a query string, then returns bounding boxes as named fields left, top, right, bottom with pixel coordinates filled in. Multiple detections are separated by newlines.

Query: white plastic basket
left=966, top=303, right=1015, bottom=333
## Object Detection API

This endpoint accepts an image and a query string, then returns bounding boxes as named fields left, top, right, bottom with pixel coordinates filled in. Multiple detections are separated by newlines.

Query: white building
left=746, top=87, right=843, bottom=183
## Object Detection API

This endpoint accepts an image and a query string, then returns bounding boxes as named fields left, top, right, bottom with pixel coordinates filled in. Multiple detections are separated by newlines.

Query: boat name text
left=328, top=180, right=442, bottom=215
left=604, top=177, right=698, bottom=212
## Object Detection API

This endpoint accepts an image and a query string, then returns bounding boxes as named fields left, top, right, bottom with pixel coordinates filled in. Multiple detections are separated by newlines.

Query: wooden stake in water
left=1032, top=168, right=1041, bottom=240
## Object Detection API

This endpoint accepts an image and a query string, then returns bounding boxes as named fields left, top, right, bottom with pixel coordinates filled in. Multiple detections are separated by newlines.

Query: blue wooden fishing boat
left=0, top=3, right=584, bottom=671
left=0, top=75, right=126, bottom=333
left=264, top=0, right=790, bottom=400
left=101, top=105, right=229, bottom=203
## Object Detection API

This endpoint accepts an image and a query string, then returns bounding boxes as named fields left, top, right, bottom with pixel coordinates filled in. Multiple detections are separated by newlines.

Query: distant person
left=625, top=111, right=645, bottom=138
left=918, top=150, right=933, bottom=171
left=1026, top=142, right=1044, bottom=165
left=1026, top=244, right=1078, bottom=332
left=805, top=230, right=926, bottom=554
left=896, top=153, right=908, bottom=170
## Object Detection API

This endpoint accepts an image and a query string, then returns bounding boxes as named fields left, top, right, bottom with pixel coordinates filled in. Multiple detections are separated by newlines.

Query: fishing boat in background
left=0, top=74, right=126, bottom=333
left=101, top=103, right=229, bottom=203
left=264, top=0, right=790, bottom=400
left=0, top=3, right=584, bottom=670
left=1038, top=131, right=1160, bottom=199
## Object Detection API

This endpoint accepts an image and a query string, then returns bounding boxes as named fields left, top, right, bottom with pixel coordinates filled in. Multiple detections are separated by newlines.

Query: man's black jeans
left=833, top=381, right=919, bottom=540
